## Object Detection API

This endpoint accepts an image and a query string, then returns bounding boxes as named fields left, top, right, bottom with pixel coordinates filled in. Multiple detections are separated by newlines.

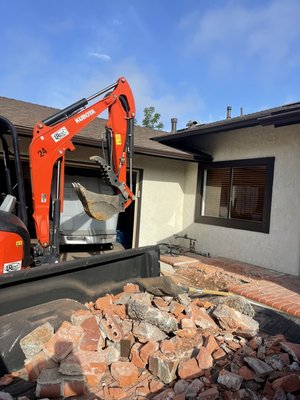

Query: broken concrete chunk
left=148, top=351, right=180, bottom=384
left=212, top=304, right=259, bottom=335
left=128, top=300, right=178, bottom=333
left=132, top=321, right=167, bottom=342
left=244, top=356, right=273, bottom=378
left=20, top=322, right=54, bottom=359
left=218, top=295, right=255, bottom=317
left=177, top=293, right=191, bottom=307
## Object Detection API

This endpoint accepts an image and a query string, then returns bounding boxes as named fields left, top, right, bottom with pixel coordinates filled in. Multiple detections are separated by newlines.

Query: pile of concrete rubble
left=2, top=283, right=300, bottom=399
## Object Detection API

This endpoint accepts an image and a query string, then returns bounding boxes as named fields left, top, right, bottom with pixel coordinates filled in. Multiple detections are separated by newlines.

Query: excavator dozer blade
left=72, top=182, right=123, bottom=221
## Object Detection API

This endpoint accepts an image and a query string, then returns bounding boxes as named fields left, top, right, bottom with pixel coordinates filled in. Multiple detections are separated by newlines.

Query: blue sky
left=1, top=0, right=300, bottom=131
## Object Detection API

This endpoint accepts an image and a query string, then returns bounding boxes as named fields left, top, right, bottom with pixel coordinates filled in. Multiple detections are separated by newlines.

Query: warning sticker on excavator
left=51, top=127, right=69, bottom=142
left=115, top=134, right=122, bottom=145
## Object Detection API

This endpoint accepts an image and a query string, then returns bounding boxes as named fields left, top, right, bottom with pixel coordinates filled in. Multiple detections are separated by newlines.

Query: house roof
left=152, top=101, right=300, bottom=160
left=0, top=96, right=198, bottom=162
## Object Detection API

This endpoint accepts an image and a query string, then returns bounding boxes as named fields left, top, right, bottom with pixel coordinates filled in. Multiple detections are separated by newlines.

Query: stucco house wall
left=134, top=154, right=186, bottom=246
left=180, top=124, right=300, bottom=276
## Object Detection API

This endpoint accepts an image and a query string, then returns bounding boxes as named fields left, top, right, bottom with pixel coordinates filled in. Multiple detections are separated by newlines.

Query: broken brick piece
left=160, top=339, right=176, bottom=355
left=169, top=301, right=185, bottom=317
left=130, top=343, right=146, bottom=368
left=140, top=341, right=160, bottom=364
left=24, top=351, right=57, bottom=382
left=99, top=311, right=123, bottom=342
left=271, top=373, right=300, bottom=393
left=204, top=335, right=219, bottom=355
left=79, top=316, right=103, bottom=351
left=149, top=378, right=164, bottom=393
left=43, top=321, right=83, bottom=362
left=178, top=358, right=204, bottom=379
left=123, top=283, right=140, bottom=293
left=196, top=347, right=213, bottom=370
left=20, top=322, right=54, bottom=359
left=71, top=309, right=92, bottom=326
left=110, top=361, right=139, bottom=387
left=59, top=351, right=107, bottom=376
left=94, top=294, right=113, bottom=310
left=36, top=367, right=63, bottom=398
left=63, top=374, right=85, bottom=398
left=109, top=387, right=127, bottom=399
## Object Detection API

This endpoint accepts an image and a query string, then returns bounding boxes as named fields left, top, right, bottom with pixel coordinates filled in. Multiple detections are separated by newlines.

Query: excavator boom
left=29, top=77, right=135, bottom=252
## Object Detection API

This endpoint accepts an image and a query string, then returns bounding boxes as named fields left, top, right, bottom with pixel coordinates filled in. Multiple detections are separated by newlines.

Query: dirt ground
left=174, top=264, right=250, bottom=291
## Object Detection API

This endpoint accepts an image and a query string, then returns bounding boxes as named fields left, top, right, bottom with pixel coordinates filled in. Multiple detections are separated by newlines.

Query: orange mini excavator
left=0, top=77, right=136, bottom=271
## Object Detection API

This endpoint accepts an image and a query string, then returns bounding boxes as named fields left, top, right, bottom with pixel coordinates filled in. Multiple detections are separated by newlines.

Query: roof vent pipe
left=171, top=117, right=177, bottom=133
left=226, top=106, right=232, bottom=119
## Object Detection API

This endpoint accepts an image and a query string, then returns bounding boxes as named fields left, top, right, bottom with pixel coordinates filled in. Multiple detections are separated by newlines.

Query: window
left=195, top=158, right=274, bottom=233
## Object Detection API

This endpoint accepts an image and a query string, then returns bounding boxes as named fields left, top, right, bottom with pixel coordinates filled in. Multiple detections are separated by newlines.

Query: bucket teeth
left=72, top=182, right=123, bottom=221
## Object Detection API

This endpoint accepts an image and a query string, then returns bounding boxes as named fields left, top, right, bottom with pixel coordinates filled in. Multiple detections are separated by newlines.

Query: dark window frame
left=195, top=157, right=275, bottom=233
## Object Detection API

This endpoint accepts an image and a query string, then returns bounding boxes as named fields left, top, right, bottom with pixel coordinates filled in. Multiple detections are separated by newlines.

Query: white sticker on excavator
left=3, top=261, right=22, bottom=273
left=51, top=127, right=69, bottom=142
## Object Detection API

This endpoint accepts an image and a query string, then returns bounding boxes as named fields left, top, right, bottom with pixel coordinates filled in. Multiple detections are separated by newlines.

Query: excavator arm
left=29, top=77, right=135, bottom=255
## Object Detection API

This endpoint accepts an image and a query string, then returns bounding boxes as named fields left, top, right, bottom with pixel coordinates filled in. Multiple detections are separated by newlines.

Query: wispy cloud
left=180, top=0, right=300, bottom=78
left=88, top=52, right=111, bottom=62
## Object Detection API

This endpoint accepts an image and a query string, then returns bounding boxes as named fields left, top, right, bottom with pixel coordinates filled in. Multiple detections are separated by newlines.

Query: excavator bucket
left=72, top=182, right=123, bottom=221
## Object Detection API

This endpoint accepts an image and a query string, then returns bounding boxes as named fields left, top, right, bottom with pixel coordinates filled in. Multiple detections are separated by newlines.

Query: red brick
left=280, top=303, right=300, bottom=314
left=153, top=297, right=169, bottom=311
left=272, top=373, right=300, bottom=392
left=140, top=341, right=159, bottom=364
left=123, top=283, right=140, bottom=293
left=173, top=394, right=185, bottom=400
left=43, top=321, right=83, bottom=362
left=79, top=316, right=103, bottom=351
left=71, top=309, right=92, bottom=326
left=94, top=294, right=113, bottom=310
left=24, top=351, right=57, bottom=382
left=175, top=328, right=198, bottom=338
left=59, top=351, right=107, bottom=376
left=178, top=358, right=204, bottom=379
left=149, top=378, right=164, bottom=393
left=130, top=343, right=146, bottom=368
left=110, top=361, right=139, bottom=387
left=108, top=304, right=127, bottom=319
left=212, top=348, right=226, bottom=360
left=160, top=339, right=176, bottom=355
left=109, top=387, right=127, bottom=399
left=63, top=375, right=85, bottom=397
left=169, top=301, right=185, bottom=317
left=198, top=386, right=219, bottom=399
left=181, top=318, right=196, bottom=329
left=196, top=347, right=213, bottom=370
left=239, top=366, right=255, bottom=381
left=204, top=335, right=219, bottom=355
left=136, top=382, right=151, bottom=397
left=85, top=373, right=104, bottom=388
left=36, top=368, right=63, bottom=398
left=0, top=375, right=13, bottom=386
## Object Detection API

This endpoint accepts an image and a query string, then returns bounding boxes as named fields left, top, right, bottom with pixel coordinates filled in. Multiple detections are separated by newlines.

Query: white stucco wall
left=180, top=124, right=300, bottom=276
left=134, top=155, right=186, bottom=246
